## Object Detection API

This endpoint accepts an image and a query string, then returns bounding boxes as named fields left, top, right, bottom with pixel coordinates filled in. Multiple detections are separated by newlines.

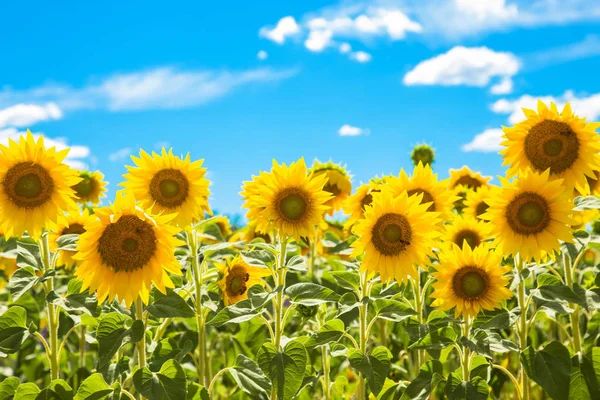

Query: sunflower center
left=371, top=213, right=412, bottom=256
left=277, top=189, right=309, bottom=222
left=454, top=229, right=481, bottom=248
left=475, top=201, right=489, bottom=217
left=525, top=120, right=579, bottom=174
left=3, top=163, right=54, bottom=208
left=324, top=183, right=342, bottom=197
left=98, top=215, right=157, bottom=272
left=454, top=176, right=483, bottom=190
left=452, top=266, right=489, bottom=300
left=361, top=193, right=374, bottom=211
left=226, top=266, right=250, bottom=297
left=61, top=223, right=86, bottom=235
left=150, top=169, right=189, bottom=208
left=407, top=189, right=436, bottom=211
left=506, top=192, right=551, bottom=235
left=75, top=176, right=94, bottom=197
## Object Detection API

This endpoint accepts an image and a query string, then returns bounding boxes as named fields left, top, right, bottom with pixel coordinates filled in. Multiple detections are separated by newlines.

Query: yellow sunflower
left=388, top=161, right=457, bottom=224
left=0, top=254, right=17, bottom=290
left=199, top=215, right=233, bottom=243
left=452, top=185, right=471, bottom=213
left=0, top=131, right=80, bottom=238
left=448, top=166, right=491, bottom=191
left=49, top=209, right=96, bottom=270
left=72, top=170, right=107, bottom=205
left=443, top=215, right=491, bottom=250
left=482, top=168, right=573, bottom=263
left=242, top=158, right=332, bottom=240
left=311, top=160, right=352, bottom=216
left=216, top=256, right=271, bottom=305
left=351, top=189, right=440, bottom=283
left=74, top=191, right=183, bottom=306
left=463, top=185, right=493, bottom=221
left=572, top=168, right=600, bottom=228
left=343, top=182, right=381, bottom=229
left=501, top=100, right=600, bottom=194
left=122, top=148, right=211, bottom=228
left=240, top=171, right=272, bottom=235
left=431, top=243, right=512, bottom=318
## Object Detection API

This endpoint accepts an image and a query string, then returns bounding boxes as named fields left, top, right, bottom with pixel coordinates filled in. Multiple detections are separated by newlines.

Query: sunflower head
left=411, top=143, right=435, bottom=167
left=431, top=242, right=513, bottom=318
left=240, top=171, right=273, bottom=235
left=351, top=188, right=440, bottom=283
left=242, top=158, right=332, bottom=240
left=482, top=168, right=573, bottom=263
left=343, top=182, right=381, bottom=229
left=448, top=166, right=491, bottom=192
left=463, top=185, right=494, bottom=221
left=217, top=256, right=271, bottom=306
left=0, top=131, right=80, bottom=238
left=311, top=160, right=352, bottom=215
left=74, top=190, right=183, bottom=306
left=443, top=215, right=491, bottom=250
left=49, top=209, right=96, bottom=271
left=123, top=148, right=212, bottom=228
left=501, top=100, right=600, bottom=194
left=72, top=170, right=107, bottom=205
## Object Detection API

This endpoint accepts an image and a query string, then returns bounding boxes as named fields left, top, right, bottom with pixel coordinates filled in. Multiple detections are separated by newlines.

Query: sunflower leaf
left=0, top=306, right=29, bottom=355
left=133, top=359, right=187, bottom=400
left=521, top=341, right=571, bottom=400
left=348, top=346, right=392, bottom=396
left=285, top=283, right=341, bottom=306
left=146, top=289, right=195, bottom=318
left=257, top=340, right=307, bottom=400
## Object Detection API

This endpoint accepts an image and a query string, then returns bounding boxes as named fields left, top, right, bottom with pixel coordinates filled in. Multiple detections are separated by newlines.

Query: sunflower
left=72, top=170, right=107, bottom=205
left=74, top=191, right=183, bottom=306
left=216, top=256, right=271, bottom=305
left=452, top=186, right=471, bottom=213
left=351, top=189, right=440, bottom=283
left=0, top=255, right=17, bottom=290
left=448, top=166, right=491, bottom=191
left=572, top=168, right=600, bottom=228
left=431, top=243, right=512, bottom=318
left=0, top=131, right=80, bottom=238
left=199, top=215, right=232, bottom=243
left=443, top=215, right=491, bottom=250
left=388, top=162, right=457, bottom=224
left=410, top=143, right=435, bottom=167
left=482, top=168, right=573, bottom=263
left=463, top=185, right=493, bottom=221
left=343, top=182, right=381, bottom=229
left=311, top=160, right=352, bottom=215
left=501, top=100, right=600, bottom=194
left=242, top=158, right=332, bottom=240
left=240, top=171, right=272, bottom=235
left=49, top=209, right=96, bottom=270
left=122, top=148, right=211, bottom=228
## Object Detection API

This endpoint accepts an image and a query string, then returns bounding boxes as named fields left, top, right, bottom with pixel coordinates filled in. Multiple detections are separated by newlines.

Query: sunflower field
left=0, top=100, right=599, bottom=400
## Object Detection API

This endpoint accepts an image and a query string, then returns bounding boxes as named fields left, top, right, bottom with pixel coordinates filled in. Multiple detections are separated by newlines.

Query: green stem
left=321, top=345, right=331, bottom=400
left=563, top=253, right=583, bottom=354
left=358, top=271, right=370, bottom=400
left=515, top=256, right=530, bottom=400
left=271, top=235, right=289, bottom=400
left=79, top=325, right=85, bottom=368
left=135, top=298, right=147, bottom=370
left=412, top=274, right=425, bottom=370
left=308, top=229, right=317, bottom=278
left=462, top=316, right=471, bottom=381
left=40, top=234, right=60, bottom=381
left=208, top=368, right=230, bottom=395
left=492, top=364, right=523, bottom=400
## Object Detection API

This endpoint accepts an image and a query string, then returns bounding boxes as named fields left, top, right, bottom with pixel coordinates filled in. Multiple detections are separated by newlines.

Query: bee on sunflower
left=0, top=131, right=80, bottom=238
left=463, top=185, right=493, bottom=221
left=74, top=191, right=183, bottom=306
left=122, top=148, right=211, bottom=228
left=49, top=209, right=96, bottom=270
left=311, top=160, right=352, bottom=216
left=216, top=256, right=271, bottom=305
left=501, top=100, right=600, bottom=194
left=431, top=242, right=512, bottom=318
left=482, top=168, right=573, bottom=263
left=72, top=170, right=107, bottom=205
left=241, top=158, right=332, bottom=240
left=443, top=215, right=491, bottom=250
left=351, top=188, right=440, bottom=283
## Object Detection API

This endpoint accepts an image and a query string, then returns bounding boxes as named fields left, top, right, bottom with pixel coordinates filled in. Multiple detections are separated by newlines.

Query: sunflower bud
left=296, top=304, right=318, bottom=318
left=411, top=144, right=435, bottom=167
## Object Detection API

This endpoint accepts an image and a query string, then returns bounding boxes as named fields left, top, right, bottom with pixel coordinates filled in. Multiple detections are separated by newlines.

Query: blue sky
left=1, top=0, right=600, bottom=214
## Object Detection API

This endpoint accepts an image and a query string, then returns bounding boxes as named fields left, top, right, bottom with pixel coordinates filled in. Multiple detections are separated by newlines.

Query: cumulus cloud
left=403, top=46, right=520, bottom=92
left=0, top=103, right=63, bottom=128
left=338, top=124, right=368, bottom=136
left=109, top=147, right=132, bottom=162
left=489, top=77, right=514, bottom=95
left=259, top=16, right=301, bottom=44
left=339, top=42, right=352, bottom=54
left=257, top=50, right=268, bottom=60
left=461, top=128, right=504, bottom=152
left=349, top=51, right=372, bottom=63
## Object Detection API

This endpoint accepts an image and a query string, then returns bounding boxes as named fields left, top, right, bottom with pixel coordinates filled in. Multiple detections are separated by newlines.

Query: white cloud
left=0, top=127, right=90, bottom=169
left=0, top=103, right=63, bottom=128
left=257, top=50, right=268, bottom=60
left=339, top=42, right=352, bottom=54
left=490, top=77, right=513, bottom=95
left=338, top=124, right=368, bottom=136
left=349, top=51, right=372, bottom=63
left=109, top=147, right=132, bottom=162
left=259, top=16, right=301, bottom=44
left=461, top=128, right=504, bottom=152
left=305, top=29, right=333, bottom=52
left=0, top=67, right=298, bottom=112
left=525, top=34, right=600, bottom=70
left=403, top=46, right=520, bottom=91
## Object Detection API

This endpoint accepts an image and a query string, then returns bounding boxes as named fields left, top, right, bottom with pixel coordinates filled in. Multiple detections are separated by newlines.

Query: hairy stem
left=40, top=234, right=60, bottom=381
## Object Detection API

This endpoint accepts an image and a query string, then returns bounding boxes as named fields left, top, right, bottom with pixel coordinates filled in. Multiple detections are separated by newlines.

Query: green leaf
left=43, top=379, right=74, bottom=400
left=47, top=290, right=98, bottom=316
left=14, top=383, right=41, bottom=400
left=75, top=373, right=113, bottom=400
left=443, top=375, right=488, bottom=400
left=373, top=299, right=416, bottom=322
left=285, top=255, right=307, bottom=271
left=409, top=327, right=457, bottom=350
left=56, top=233, right=80, bottom=251
left=8, top=267, right=40, bottom=301
left=473, top=308, right=518, bottom=330
left=207, top=299, right=261, bottom=327
left=96, top=313, right=144, bottom=369
left=0, top=377, right=20, bottom=399
left=146, top=289, right=195, bottom=318
left=570, top=351, right=600, bottom=400
left=285, top=283, right=340, bottom=306
left=240, top=249, right=276, bottom=269
left=133, top=359, right=187, bottom=400
left=400, top=360, right=444, bottom=400
left=228, top=354, right=272, bottom=396
left=348, top=346, right=392, bottom=396
left=16, top=241, right=42, bottom=270
left=460, top=330, right=491, bottom=360
left=186, top=383, right=209, bottom=400
left=574, top=196, right=600, bottom=211
left=534, top=283, right=587, bottom=308
left=330, top=271, right=360, bottom=291
left=305, top=319, right=345, bottom=349
left=257, top=340, right=307, bottom=400
left=0, top=306, right=29, bottom=354
left=521, top=341, right=571, bottom=400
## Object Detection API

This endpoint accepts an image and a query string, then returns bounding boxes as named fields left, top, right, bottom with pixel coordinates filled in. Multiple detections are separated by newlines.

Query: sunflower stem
left=412, top=273, right=425, bottom=371
left=135, top=298, right=147, bottom=370
left=271, top=235, right=289, bottom=400
left=40, top=234, right=60, bottom=382
left=358, top=271, right=370, bottom=400
left=515, top=255, right=531, bottom=400
left=563, top=252, right=583, bottom=354
left=461, top=316, right=472, bottom=381
left=321, top=345, right=331, bottom=400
